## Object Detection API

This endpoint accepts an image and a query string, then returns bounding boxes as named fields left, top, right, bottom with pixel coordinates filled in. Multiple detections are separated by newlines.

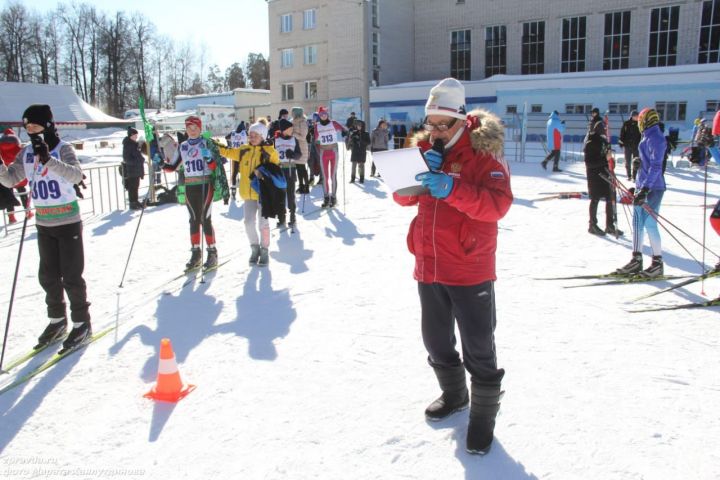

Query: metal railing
left=2, top=163, right=179, bottom=237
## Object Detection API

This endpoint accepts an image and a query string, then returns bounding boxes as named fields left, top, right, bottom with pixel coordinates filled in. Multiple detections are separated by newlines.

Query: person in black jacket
left=618, top=110, right=641, bottom=179
left=583, top=108, right=619, bottom=236
left=122, top=127, right=146, bottom=210
left=349, top=120, right=371, bottom=183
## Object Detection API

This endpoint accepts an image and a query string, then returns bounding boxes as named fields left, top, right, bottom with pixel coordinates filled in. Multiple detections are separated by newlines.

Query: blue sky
left=10, top=0, right=269, bottom=72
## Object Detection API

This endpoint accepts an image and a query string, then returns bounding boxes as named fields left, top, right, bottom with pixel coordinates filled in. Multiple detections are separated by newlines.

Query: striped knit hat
left=638, top=108, right=660, bottom=133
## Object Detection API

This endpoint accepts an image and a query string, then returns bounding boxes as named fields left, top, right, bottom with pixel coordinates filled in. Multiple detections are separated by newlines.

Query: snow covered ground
left=0, top=145, right=719, bottom=479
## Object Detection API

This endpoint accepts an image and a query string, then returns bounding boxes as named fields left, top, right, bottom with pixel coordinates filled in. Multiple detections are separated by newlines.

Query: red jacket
left=393, top=110, right=512, bottom=286
left=0, top=129, right=27, bottom=188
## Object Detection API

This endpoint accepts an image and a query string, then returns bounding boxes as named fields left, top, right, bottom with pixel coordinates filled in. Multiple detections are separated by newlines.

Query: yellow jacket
left=219, top=144, right=279, bottom=201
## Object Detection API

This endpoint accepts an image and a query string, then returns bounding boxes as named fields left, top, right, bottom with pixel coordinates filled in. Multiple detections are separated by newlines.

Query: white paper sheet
left=371, top=147, right=430, bottom=196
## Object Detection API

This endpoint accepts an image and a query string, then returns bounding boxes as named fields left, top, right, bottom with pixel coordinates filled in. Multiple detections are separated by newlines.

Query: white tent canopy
left=0, top=81, right=123, bottom=124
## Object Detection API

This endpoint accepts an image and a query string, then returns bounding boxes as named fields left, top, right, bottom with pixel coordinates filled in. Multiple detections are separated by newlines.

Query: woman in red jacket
left=394, top=78, right=512, bottom=456
left=0, top=128, right=32, bottom=223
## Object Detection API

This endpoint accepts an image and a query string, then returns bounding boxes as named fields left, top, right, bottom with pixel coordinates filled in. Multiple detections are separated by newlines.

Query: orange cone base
left=144, top=383, right=196, bottom=403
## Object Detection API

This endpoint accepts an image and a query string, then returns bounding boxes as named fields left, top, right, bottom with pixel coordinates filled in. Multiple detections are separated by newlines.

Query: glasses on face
left=423, top=118, right=458, bottom=132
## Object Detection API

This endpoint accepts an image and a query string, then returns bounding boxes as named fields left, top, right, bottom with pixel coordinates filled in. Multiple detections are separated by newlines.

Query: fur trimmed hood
left=407, top=108, right=504, bottom=157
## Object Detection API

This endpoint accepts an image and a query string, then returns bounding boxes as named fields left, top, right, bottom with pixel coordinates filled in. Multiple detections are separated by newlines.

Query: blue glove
left=201, top=147, right=210, bottom=159
left=415, top=172, right=454, bottom=199
left=423, top=149, right=443, bottom=171
left=633, top=187, right=649, bottom=206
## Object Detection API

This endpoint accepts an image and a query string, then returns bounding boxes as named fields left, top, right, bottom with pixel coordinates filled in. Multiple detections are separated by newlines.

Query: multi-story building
left=268, top=0, right=720, bottom=126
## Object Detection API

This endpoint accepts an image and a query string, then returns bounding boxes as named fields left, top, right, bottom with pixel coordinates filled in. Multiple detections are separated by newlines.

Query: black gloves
left=285, top=149, right=295, bottom=160
left=30, top=134, right=50, bottom=165
left=633, top=187, right=649, bottom=206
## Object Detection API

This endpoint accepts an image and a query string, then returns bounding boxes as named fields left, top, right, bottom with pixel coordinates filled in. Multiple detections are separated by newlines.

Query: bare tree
left=129, top=12, right=156, bottom=107
left=0, top=2, right=30, bottom=81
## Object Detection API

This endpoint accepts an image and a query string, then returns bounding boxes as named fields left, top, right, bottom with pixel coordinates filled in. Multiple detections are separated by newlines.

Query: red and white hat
left=318, top=106, right=329, bottom=116
left=425, top=78, right=467, bottom=120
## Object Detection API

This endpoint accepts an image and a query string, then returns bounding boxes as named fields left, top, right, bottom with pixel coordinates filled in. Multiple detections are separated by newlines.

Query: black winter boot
left=466, top=382, right=504, bottom=455
left=257, top=247, right=269, bottom=267
left=185, top=247, right=202, bottom=270
left=249, top=244, right=261, bottom=265
left=35, top=317, right=67, bottom=349
left=289, top=211, right=296, bottom=226
left=425, top=362, right=469, bottom=421
left=641, top=255, right=663, bottom=278
left=615, top=251, right=643, bottom=275
left=321, top=196, right=330, bottom=208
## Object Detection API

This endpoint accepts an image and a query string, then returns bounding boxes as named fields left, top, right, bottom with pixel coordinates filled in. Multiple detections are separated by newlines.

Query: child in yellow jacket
left=219, top=121, right=279, bottom=266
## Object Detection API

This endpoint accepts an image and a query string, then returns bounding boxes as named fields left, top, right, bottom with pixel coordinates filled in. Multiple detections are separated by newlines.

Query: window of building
left=655, top=101, right=686, bottom=121
left=506, top=105, right=517, bottom=114
left=561, top=16, right=586, bottom=73
left=451, top=29, right=471, bottom=80
left=372, top=32, right=380, bottom=68
left=372, top=69, right=380, bottom=87
left=521, top=21, right=545, bottom=74
left=281, top=13, right=293, bottom=33
left=485, top=25, right=506, bottom=78
left=608, top=103, right=638, bottom=115
left=304, top=81, right=317, bottom=100
left=303, top=9, right=316, bottom=30
left=531, top=104, right=543, bottom=113
left=282, top=83, right=294, bottom=101
left=371, top=0, right=379, bottom=28
left=565, top=104, right=593, bottom=114
left=648, top=6, right=679, bottom=67
left=304, top=45, right=317, bottom=65
left=706, top=100, right=720, bottom=111
left=699, top=0, right=720, bottom=63
left=281, top=49, right=294, bottom=68
left=603, top=11, right=631, bottom=70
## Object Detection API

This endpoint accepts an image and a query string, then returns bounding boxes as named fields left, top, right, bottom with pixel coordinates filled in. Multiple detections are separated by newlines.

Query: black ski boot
left=641, top=255, right=663, bottom=278
left=249, top=244, right=260, bottom=265
left=186, top=247, right=202, bottom=270
left=35, top=318, right=67, bottom=349
left=425, top=362, right=469, bottom=421
left=321, top=196, right=330, bottom=208
left=541, top=160, right=548, bottom=170
left=257, top=247, right=269, bottom=267
left=466, top=382, right=504, bottom=455
left=277, top=214, right=286, bottom=228
left=615, top=251, right=643, bottom=275
left=588, top=223, right=606, bottom=236
left=60, top=322, right=92, bottom=353
left=605, top=225, right=623, bottom=236
left=552, top=165, right=562, bottom=172
left=204, top=247, right=218, bottom=270
left=289, top=212, right=296, bottom=227
left=330, top=195, right=337, bottom=207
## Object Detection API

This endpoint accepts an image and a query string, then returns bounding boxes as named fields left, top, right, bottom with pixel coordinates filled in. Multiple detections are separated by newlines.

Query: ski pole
left=118, top=192, right=150, bottom=288
left=342, top=144, right=346, bottom=215
left=701, top=160, right=710, bottom=294
left=0, top=158, right=40, bottom=373
left=0, top=206, right=30, bottom=373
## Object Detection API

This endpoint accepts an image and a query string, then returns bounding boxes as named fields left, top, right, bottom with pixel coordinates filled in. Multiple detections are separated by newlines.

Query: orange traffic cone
left=144, top=338, right=195, bottom=402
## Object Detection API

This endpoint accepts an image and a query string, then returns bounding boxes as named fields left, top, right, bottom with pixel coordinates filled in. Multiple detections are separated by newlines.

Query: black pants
left=623, top=145, right=639, bottom=178
left=589, top=197, right=614, bottom=229
left=296, top=164, right=309, bottom=191
left=37, top=222, right=90, bottom=324
left=125, top=177, right=140, bottom=204
left=186, top=183, right=215, bottom=245
left=281, top=166, right=297, bottom=214
left=543, top=149, right=561, bottom=168
left=419, top=281, right=504, bottom=384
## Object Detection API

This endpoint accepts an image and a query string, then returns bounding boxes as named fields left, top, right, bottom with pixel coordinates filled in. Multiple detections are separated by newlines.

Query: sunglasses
left=423, top=117, right=458, bottom=132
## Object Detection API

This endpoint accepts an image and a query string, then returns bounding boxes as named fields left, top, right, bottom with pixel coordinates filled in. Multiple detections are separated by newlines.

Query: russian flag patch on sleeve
left=490, top=171, right=505, bottom=179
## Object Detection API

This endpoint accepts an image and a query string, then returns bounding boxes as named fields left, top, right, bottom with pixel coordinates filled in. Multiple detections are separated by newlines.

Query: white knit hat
left=425, top=78, right=467, bottom=120
left=248, top=121, right=268, bottom=139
